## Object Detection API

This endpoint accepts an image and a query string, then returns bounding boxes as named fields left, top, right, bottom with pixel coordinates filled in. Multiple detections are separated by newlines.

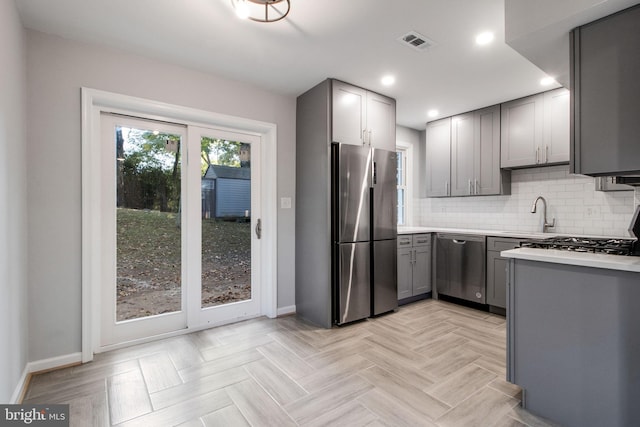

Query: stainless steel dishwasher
left=435, top=233, right=486, bottom=304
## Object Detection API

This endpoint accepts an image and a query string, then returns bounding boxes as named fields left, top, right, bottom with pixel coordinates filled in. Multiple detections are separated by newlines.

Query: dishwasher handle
left=452, top=239, right=466, bottom=244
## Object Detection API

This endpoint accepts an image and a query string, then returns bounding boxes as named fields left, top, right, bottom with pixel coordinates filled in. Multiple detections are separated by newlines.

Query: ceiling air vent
left=397, top=31, right=436, bottom=52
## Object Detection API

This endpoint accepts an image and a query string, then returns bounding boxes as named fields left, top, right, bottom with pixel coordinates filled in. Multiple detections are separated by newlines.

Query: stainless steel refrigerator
left=332, top=143, right=397, bottom=325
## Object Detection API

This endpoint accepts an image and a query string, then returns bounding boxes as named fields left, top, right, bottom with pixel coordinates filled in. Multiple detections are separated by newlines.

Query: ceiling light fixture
left=475, top=31, right=495, bottom=46
left=231, top=0, right=291, bottom=23
left=427, top=109, right=439, bottom=118
left=540, top=76, right=556, bottom=86
left=381, top=75, right=396, bottom=86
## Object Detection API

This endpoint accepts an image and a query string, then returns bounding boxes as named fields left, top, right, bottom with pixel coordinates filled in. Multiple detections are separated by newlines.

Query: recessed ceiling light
left=475, top=31, right=494, bottom=46
left=381, top=75, right=395, bottom=86
left=427, top=109, right=439, bottom=118
left=540, top=76, right=556, bottom=86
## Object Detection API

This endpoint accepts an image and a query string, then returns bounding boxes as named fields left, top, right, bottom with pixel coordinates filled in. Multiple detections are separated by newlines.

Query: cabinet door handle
left=369, top=130, right=373, bottom=147
left=545, top=145, right=549, bottom=163
left=362, top=129, right=367, bottom=145
left=475, top=179, right=479, bottom=195
left=536, top=146, right=540, bottom=164
left=468, top=179, right=472, bottom=195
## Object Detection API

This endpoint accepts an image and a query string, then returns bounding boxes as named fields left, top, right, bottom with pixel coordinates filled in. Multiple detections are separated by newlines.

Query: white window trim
left=396, top=141, right=413, bottom=226
left=81, top=88, right=278, bottom=362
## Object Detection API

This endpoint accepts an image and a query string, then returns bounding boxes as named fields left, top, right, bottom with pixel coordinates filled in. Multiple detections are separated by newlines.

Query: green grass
left=116, top=208, right=252, bottom=319
left=116, top=208, right=250, bottom=286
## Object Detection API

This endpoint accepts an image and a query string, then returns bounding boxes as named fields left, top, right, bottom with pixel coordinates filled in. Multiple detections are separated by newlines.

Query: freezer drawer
left=335, top=242, right=371, bottom=324
left=436, top=233, right=486, bottom=304
left=373, top=239, right=398, bottom=315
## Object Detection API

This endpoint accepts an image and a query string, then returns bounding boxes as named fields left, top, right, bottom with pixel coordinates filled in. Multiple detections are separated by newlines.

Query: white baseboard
left=27, top=352, right=83, bottom=375
left=10, top=365, right=29, bottom=404
left=277, top=305, right=296, bottom=316
left=9, top=352, right=83, bottom=403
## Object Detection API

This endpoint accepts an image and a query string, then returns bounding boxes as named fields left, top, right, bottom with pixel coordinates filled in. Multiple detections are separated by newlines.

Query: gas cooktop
left=520, top=236, right=637, bottom=256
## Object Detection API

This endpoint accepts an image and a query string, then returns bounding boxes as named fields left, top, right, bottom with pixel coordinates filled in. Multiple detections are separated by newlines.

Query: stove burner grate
left=520, top=236, right=637, bottom=256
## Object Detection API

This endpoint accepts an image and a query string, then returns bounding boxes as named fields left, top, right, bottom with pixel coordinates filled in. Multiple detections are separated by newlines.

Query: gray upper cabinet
left=332, top=81, right=366, bottom=146
left=332, top=80, right=396, bottom=150
left=543, top=89, right=570, bottom=164
left=475, top=105, right=504, bottom=195
left=571, top=5, right=640, bottom=176
left=475, top=105, right=511, bottom=196
left=501, top=94, right=542, bottom=168
left=451, top=112, right=475, bottom=196
left=448, top=105, right=507, bottom=197
left=425, top=117, right=451, bottom=197
left=501, top=88, right=569, bottom=168
left=367, top=91, right=396, bottom=151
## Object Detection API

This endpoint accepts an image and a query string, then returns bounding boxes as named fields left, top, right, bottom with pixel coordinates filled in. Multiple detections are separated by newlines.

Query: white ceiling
left=16, top=0, right=561, bottom=130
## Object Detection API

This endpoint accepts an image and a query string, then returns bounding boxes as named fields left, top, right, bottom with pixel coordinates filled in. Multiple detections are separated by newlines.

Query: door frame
left=81, top=88, right=278, bottom=362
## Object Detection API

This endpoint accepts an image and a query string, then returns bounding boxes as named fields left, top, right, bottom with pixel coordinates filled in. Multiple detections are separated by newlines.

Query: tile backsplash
left=415, top=165, right=637, bottom=238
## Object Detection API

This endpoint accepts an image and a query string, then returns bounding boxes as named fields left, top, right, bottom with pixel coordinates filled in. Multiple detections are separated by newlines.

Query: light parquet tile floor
left=24, top=299, right=558, bottom=427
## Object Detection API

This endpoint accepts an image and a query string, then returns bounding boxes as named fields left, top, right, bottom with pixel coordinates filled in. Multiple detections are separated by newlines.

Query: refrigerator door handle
left=373, top=161, right=377, bottom=184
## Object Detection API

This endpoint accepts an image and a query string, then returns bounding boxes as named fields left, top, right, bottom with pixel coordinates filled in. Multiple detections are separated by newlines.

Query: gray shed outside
left=201, top=165, right=251, bottom=219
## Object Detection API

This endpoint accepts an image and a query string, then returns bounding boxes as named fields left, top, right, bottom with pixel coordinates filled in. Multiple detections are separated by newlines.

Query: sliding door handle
left=255, top=218, right=262, bottom=239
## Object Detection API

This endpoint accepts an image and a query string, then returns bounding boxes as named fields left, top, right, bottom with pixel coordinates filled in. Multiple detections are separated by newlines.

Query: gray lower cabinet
left=486, top=237, right=524, bottom=311
left=507, top=258, right=640, bottom=427
left=397, top=234, right=431, bottom=300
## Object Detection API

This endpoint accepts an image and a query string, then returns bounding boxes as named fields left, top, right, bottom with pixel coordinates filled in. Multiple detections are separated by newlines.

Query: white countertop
left=399, top=226, right=640, bottom=272
left=501, top=248, right=640, bottom=273
left=397, top=226, right=559, bottom=240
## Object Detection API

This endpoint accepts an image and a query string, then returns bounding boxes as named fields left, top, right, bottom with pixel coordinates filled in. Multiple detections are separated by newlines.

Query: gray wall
left=396, top=125, right=426, bottom=208
left=396, top=126, right=426, bottom=225
left=26, top=30, right=296, bottom=362
left=0, top=0, right=28, bottom=402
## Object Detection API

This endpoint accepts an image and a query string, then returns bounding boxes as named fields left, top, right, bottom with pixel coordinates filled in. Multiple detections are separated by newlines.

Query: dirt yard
left=116, top=208, right=251, bottom=321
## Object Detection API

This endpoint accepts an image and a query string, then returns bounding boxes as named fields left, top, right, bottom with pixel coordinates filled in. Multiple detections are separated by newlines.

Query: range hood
left=611, top=176, right=640, bottom=186
left=504, top=0, right=639, bottom=89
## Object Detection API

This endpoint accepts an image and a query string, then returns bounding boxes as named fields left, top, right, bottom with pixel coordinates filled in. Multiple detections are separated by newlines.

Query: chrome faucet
left=531, top=196, right=555, bottom=232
